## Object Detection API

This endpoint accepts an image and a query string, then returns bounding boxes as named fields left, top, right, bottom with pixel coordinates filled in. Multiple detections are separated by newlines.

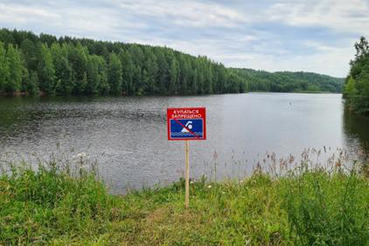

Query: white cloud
left=0, top=3, right=61, bottom=24
left=267, top=0, right=369, bottom=36
left=110, top=0, right=249, bottom=28
left=0, top=0, right=366, bottom=77
left=0, top=1, right=147, bottom=40
left=232, top=40, right=356, bottom=77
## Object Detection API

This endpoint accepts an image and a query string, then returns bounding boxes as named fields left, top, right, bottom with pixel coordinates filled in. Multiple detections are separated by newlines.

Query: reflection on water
left=0, top=93, right=368, bottom=193
left=343, top=110, right=369, bottom=158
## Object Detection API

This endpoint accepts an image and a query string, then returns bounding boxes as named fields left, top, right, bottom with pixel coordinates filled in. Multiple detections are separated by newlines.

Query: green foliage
left=1, top=158, right=368, bottom=245
left=233, top=68, right=344, bottom=93
left=20, top=39, right=38, bottom=71
left=169, top=56, right=180, bottom=94
left=144, top=50, right=158, bottom=94
left=0, top=161, right=121, bottom=245
left=0, top=41, right=10, bottom=93
left=97, top=56, right=110, bottom=94
left=120, top=50, right=134, bottom=95
left=5, top=44, right=23, bottom=93
left=344, top=36, right=369, bottom=115
left=0, top=42, right=25, bottom=94
left=38, top=44, right=56, bottom=94
left=51, top=43, right=74, bottom=95
left=0, top=28, right=344, bottom=96
left=26, top=70, right=39, bottom=95
left=85, top=55, right=101, bottom=94
left=108, top=52, right=123, bottom=94
left=282, top=169, right=369, bottom=245
left=70, top=43, right=88, bottom=94
left=343, top=76, right=357, bottom=99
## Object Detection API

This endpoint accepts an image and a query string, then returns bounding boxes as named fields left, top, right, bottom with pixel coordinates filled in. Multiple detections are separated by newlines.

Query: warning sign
left=167, top=107, right=206, bottom=141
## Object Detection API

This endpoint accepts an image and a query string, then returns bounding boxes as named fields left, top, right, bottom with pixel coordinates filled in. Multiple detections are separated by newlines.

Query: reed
left=0, top=150, right=368, bottom=245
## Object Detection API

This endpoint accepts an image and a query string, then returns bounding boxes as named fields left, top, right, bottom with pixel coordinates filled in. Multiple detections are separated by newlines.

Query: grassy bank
left=0, top=159, right=368, bottom=245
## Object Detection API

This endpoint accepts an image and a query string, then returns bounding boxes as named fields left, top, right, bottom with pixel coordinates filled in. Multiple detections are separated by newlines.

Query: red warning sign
left=167, top=107, right=206, bottom=141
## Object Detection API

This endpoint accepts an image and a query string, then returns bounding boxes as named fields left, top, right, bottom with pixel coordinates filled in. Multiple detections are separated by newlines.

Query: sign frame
left=167, top=107, right=206, bottom=141
left=167, top=106, right=207, bottom=208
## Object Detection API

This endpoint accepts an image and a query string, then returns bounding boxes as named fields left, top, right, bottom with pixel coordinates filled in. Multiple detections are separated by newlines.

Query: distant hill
left=232, top=68, right=344, bottom=93
left=0, top=28, right=344, bottom=96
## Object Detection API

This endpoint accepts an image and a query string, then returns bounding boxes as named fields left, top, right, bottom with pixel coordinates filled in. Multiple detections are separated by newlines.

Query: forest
left=343, top=36, right=369, bottom=115
left=233, top=68, right=344, bottom=93
left=0, top=28, right=344, bottom=96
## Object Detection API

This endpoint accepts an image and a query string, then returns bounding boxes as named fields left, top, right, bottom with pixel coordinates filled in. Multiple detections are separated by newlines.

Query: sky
left=0, top=0, right=369, bottom=77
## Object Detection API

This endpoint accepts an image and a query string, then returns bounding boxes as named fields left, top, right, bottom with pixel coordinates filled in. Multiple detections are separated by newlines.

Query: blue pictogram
left=170, top=119, right=204, bottom=139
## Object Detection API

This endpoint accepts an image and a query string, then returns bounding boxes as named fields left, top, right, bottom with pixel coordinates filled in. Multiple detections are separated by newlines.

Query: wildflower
left=208, top=185, right=212, bottom=188
left=77, top=152, right=87, bottom=158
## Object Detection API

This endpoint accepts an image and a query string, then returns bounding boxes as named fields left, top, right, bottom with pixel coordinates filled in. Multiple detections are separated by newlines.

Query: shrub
left=0, top=160, right=121, bottom=245
left=282, top=167, right=369, bottom=245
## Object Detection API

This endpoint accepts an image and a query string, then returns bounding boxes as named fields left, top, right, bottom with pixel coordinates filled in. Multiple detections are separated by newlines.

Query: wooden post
left=185, top=140, right=190, bottom=209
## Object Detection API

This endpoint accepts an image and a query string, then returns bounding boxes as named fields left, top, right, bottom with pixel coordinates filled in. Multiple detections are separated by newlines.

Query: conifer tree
left=170, top=57, right=179, bottom=94
left=5, top=44, right=23, bottom=93
left=0, top=42, right=9, bottom=93
left=38, top=44, right=55, bottom=94
left=108, top=52, right=123, bottom=94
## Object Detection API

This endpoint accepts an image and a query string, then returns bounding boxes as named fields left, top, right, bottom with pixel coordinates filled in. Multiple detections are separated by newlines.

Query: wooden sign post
left=167, top=107, right=206, bottom=208
left=185, top=140, right=190, bottom=208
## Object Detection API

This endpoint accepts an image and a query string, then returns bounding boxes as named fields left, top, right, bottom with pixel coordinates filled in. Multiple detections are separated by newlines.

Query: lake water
left=0, top=93, right=368, bottom=193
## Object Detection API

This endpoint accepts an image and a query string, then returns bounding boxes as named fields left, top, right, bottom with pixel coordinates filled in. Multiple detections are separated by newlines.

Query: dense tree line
left=232, top=68, right=344, bottom=93
left=343, top=37, right=369, bottom=115
left=0, top=28, right=246, bottom=96
left=0, top=28, right=343, bottom=96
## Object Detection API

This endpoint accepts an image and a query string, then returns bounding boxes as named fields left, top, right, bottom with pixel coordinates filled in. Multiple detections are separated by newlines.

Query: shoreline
left=1, top=159, right=368, bottom=245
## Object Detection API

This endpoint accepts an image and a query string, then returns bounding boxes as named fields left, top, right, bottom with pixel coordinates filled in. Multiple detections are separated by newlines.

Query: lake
left=0, top=93, right=368, bottom=193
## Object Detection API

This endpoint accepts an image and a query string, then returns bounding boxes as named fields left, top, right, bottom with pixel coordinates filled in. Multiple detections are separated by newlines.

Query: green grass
left=0, top=159, right=368, bottom=245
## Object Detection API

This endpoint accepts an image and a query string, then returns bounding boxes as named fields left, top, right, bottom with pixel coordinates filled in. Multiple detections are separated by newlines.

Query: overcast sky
left=1, top=0, right=369, bottom=77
